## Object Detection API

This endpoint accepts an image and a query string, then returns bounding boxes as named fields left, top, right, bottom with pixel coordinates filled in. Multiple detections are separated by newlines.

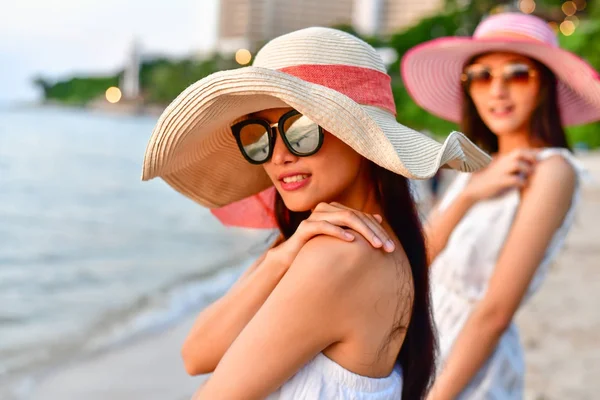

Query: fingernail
left=374, top=214, right=383, bottom=222
left=384, top=240, right=395, bottom=252
left=344, top=232, right=355, bottom=240
left=373, top=236, right=383, bottom=246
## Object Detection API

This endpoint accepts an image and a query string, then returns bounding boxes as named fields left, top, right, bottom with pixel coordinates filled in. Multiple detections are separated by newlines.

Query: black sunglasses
left=231, top=109, right=324, bottom=164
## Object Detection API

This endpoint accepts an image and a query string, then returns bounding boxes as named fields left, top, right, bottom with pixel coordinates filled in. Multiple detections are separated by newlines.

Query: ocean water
left=0, top=106, right=272, bottom=385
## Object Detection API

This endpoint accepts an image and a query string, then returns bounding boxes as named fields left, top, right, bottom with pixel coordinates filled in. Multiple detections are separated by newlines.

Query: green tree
left=38, top=75, right=119, bottom=105
left=558, top=0, right=600, bottom=148
left=330, top=23, right=387, bottom=48
left=145, top=56, right=224, bottom=104
left=32, top=75, right=52, bottom=98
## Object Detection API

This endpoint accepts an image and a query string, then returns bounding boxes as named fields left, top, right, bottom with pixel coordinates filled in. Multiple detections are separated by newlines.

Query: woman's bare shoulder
left=525, top=153, right=577, bottom=201
left=289, top=233, right=411, bottom=295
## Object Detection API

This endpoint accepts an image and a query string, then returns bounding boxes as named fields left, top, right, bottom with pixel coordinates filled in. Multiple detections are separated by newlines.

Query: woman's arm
left=427, top=156, right=576, bottom=400
left=182, top=202, right=394, bottom=376
left=192, top=234, right=384, bottom=400
left=182, top=235, right=286, bottom=375
left=181, top=250, right=287, bottom=375
left=425, top=149, right=538, bottom=264
left=424, top=190, right=476, bottom=264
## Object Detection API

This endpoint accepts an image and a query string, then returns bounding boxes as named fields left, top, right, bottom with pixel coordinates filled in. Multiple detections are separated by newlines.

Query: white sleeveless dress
left=266, top=353, right=403, bottom=399
left=430, top=149, right=586, bottom=399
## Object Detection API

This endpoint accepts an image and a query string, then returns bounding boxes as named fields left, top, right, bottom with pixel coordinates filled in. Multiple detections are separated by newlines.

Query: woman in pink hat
left=402, top=11, right=600, bottom=399
left=143, top=27, right=489, bottom=399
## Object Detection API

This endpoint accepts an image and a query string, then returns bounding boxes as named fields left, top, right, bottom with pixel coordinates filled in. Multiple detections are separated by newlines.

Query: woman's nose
left=270, top=128, right=298, bottom=165
left=489, top=76, right=509, bottom=98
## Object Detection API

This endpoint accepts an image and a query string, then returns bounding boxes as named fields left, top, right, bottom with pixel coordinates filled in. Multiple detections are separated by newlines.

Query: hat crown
left=253, top=27, right=387, bottom=73
left=474, top=12, right=558, bottom=47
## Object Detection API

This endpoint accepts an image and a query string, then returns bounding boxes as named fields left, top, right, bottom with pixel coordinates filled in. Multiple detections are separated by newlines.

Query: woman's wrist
left=427, top=379, right=454, bottom=400
left=459, top=186, right=479, bottom=207
left=263, top=247, right=291, bottom=277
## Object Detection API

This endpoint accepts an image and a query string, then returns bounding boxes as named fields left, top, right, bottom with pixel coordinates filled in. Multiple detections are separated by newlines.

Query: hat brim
left=401, top=37, right=600, bottom=126
left=142, top=66, right=490, bottom=209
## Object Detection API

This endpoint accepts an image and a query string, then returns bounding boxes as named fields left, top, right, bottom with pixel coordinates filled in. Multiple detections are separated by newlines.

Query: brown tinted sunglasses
left=461, top=63, right=538, bottom=89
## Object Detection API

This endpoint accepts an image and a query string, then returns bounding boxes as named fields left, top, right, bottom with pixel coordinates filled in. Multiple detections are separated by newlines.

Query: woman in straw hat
left=402, top=11, right=600, bottom=399
left=142, top=27, right=489, bottom=399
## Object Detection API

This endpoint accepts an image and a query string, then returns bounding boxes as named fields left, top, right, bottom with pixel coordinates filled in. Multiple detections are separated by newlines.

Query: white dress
left=266, top=353, right=403, bottom=399
left=430, top=149, right=586, bottom=399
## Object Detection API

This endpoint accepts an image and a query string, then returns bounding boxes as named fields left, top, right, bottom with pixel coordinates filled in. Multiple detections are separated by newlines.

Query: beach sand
left=518, top=152, right=600, bottom=400
left=13, top=152, right=600, bottom=400
left=17, top=316, right=208, bottom=400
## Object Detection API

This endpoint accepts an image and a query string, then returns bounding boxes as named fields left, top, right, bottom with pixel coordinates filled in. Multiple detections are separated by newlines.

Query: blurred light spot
left=375, top=47, right=398, bottom=66
left=574, top=0, right=586, bottom=10
left=548, top=21, right=559, bottom=33
left=235, top=49, right=252, bottom=65
left=105, top=87, right=122, bottom=103
left=519, top=0, right=536, bottom=14
left=560, top=20, right=576, bottom=36
left=562, top=1, right=577, bottom=16
left=566, top=15, right=580, bottom=27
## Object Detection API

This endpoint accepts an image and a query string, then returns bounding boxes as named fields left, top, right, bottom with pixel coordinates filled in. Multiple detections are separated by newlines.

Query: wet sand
left=8, top=316, right=208, bottom=400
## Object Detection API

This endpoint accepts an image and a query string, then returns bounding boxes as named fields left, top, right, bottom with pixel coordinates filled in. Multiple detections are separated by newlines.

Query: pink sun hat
left=401, top=12, right=600, bottom=126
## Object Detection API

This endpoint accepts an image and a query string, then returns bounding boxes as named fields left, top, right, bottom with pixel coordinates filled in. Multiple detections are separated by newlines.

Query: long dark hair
left=274, top=162, right=436, bottom=399
left=460, top=57, right=571, bottom=153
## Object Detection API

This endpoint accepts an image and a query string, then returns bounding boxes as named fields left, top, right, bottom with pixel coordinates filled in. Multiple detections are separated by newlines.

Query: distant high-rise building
left=269, top=0, right=355, bottom=38
left=217, top=0, right=263, bottom=53
left=378, top=0, right=444, bottom=35
left=217, top=0, right=443, bottom=53
left=354, top=0, right=446, bottom=36
left=352, top=0, right=385, bottom=35
left=121, top=40, right=141, bottom=100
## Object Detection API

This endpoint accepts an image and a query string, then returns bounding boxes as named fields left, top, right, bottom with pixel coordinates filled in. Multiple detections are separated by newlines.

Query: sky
left=0, top=0, right=218, bottom=103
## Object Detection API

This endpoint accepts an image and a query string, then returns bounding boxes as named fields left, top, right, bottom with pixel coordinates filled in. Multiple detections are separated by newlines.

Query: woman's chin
left=484, top=119, right=528, bottom=137
left=281, top=198, right=315, bottom=213
left=279, top=193, right=322, bottom=213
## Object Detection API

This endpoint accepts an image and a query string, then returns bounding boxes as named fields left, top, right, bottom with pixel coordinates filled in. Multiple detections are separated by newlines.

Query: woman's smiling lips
left=278, top=171, right=312, bottom=191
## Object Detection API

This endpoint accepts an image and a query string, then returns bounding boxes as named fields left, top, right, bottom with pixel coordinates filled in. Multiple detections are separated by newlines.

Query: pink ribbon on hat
left=279, top=64, right=396, bottom=115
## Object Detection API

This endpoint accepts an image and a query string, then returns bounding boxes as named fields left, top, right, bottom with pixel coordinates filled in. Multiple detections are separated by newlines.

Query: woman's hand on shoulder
left=463, top=148, right=539, bottom=202
left=266, top=202, right=395, bottom=270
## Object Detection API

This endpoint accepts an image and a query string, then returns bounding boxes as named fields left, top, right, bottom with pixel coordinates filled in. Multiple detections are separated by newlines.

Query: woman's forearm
left=429, top=305, right=508, bottom=399
left=181, top=254, right=287, bottom=375
left=424, top=191, right=476, bottom=264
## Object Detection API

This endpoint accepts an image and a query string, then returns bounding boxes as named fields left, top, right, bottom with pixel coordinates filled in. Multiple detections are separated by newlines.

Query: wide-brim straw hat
left=401, top=12, right=600, bottom=126
left=142, top=27, right=490, bottom=228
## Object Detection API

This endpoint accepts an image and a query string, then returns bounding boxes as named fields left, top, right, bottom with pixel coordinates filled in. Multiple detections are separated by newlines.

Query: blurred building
left=217, top=0, right=443, bottom=53
left=120, top=40, right=141, bottom=100
left=354, top=0, right=444, bottom=36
